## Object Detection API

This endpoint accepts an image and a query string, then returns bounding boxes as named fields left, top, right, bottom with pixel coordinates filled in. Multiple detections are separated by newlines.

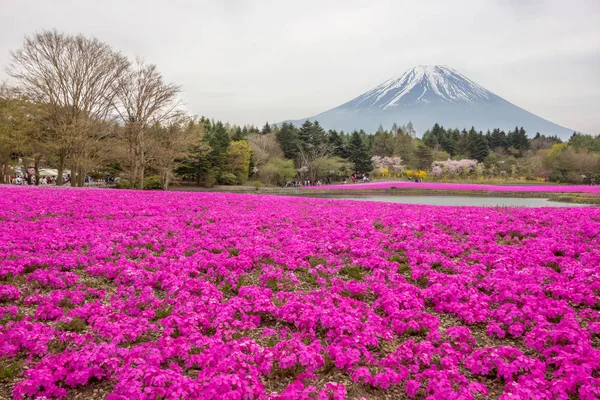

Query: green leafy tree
left=227, top=140, right=252, bottom=184
left=372, top=129, right=394, bottom=157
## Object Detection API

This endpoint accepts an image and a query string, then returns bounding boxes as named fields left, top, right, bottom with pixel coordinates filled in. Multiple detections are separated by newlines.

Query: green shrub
left=218, top=172, right=238, bottom=185
left=248, top=180, right=264, bottom=189
left=144, top=175, right=162, bottom=190
left=116, top=178, right=132, bottom=189
left=204, top=174, right=217, bottom=188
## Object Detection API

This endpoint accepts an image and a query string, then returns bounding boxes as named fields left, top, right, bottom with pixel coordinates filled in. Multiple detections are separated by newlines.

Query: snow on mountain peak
left=286, top=64, right=576, bottom=139
left=343, top=65, right=497, bottom=110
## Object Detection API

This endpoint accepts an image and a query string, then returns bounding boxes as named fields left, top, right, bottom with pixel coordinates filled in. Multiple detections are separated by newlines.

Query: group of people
left=408, top=177, right=424, bottom=183
left=285, top=178, right=329, bottom=187
left=11, top=175, right=68, bottom=185
left=342, top=174, right=370, bottom=184
left=10, top=174, right=117, bottom=186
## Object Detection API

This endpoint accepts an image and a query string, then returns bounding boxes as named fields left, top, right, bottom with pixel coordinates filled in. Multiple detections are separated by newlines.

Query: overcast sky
left=1, top=0, right=599, bottom=133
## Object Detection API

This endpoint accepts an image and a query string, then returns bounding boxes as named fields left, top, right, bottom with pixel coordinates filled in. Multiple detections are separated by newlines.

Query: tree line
left=1, top=30, right=599, bottom=188
left=1, top=30, right=187, bottom=189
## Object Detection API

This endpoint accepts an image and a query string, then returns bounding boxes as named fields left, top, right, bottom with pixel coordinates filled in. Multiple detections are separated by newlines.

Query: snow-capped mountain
left=285, top=65, right=576, bottom=138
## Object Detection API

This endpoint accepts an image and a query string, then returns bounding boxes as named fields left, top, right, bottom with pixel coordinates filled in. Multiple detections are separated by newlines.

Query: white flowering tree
left=430, top=159, right=479, bottom=177
left=371, top=156, right=404, bottom=177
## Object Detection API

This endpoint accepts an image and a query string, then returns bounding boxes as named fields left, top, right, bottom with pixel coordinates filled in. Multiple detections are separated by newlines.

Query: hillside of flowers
left=307, top=181, right=600, bottom=194
left=1, top=186, right=600, bottom=399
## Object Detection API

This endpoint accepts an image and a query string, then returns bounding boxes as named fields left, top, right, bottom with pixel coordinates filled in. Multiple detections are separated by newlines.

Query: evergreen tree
left=422, top=129, right=439, bottom=148
left=328, top=129, right=347, bottom=158
left=261, top=122, right=272, bottom=135
left=347, top=131, right=372, bottom=173
left=466, top=128, right=489, bottom=161
left=311, top=121, right=328, bottom=148
left=439, top=126, right=457, bottom=156
left=488, top=128, right=508, bottom=150
left=507, top=126, right=530, bottom=152
left=207, top=121, right=231, bottom=172
left=247, top=125, right=260, bottom=135
left=231, top=126, right=245, bottom=141
left=415, top=144, right=433, bottom=171
left=275, top=122, right=300, bottom=160
left=517, top=127, right=530, bottom=151
left=298, top=120, right=313, bottom=146
left=455, top=129, right=470, bottom=157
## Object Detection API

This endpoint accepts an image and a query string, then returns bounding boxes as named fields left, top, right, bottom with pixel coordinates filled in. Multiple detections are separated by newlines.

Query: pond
left=313, top=195, right=592, bottom=207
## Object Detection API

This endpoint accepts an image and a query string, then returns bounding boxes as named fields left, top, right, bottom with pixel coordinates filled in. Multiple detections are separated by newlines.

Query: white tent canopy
left=38, top=168, right=71, bottom=177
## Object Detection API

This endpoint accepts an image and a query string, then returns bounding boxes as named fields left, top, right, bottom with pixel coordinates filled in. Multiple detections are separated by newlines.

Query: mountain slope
left=285, top=65, right=576, bottom=138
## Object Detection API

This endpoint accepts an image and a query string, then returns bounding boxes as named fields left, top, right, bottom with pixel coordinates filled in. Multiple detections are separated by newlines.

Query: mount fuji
left=285, top=65, right=576, bottom=139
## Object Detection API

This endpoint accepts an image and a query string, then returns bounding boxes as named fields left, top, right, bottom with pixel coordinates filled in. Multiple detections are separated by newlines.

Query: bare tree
left=247, top=133, right=284, bottom=168
left=112, top=59, right=181, bottom=189
left=147, top=117, right=194, bottom=189
left=7, top=29, right=129, bottom=185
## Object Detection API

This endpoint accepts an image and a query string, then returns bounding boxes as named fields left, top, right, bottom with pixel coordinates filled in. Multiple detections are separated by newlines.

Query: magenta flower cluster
left=306, top=181, right=600, bottom=193
left=0, top=186, right=599, bottom=399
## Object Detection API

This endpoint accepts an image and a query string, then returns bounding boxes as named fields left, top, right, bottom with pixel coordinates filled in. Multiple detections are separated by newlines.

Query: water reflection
left=316, top=196, right=591, bottom=207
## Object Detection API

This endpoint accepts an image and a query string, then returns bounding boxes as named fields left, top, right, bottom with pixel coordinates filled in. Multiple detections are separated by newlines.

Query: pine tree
left=207, top=121, right=231, bottom=172
left=298, top=120, right=313, bottom=147
left=311, top=121, right=328, bottom=148
left=231, top=126, right=245, bottom=141
left=517, top=127, right=530, bottom=151
left=488, top=128, right=508, bottom=150
left=328, top=129, right=347, bottom=158
left=439, top=126, right=457, bottom=156
left=467, top=129, right=489, bottom=162
left=507, top=126, right=530, bottom=152
left=261, top=122, right=272, bottom=135
left=415, top=144, right=433, bottom=170
left=422, top=129, right=439, bottom=148
left=275, top=122, right=300, bottom=160
left=455, top=129, right=470, bottom=157
left=347, top=131, right=372, bottom=173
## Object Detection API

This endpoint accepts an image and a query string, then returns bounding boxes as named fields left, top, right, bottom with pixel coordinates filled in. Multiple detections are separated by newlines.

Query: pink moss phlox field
left=305, top=181, right=600, bottom=193
left=1, top=186, right=600, bottom=399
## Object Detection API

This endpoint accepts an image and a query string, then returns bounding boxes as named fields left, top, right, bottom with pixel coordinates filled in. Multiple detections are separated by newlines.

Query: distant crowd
left=10, top=175, right=117, bottom=186
left=285, top=174, right=372, bottom=187
left=11, top=175, right=68, bottom=185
